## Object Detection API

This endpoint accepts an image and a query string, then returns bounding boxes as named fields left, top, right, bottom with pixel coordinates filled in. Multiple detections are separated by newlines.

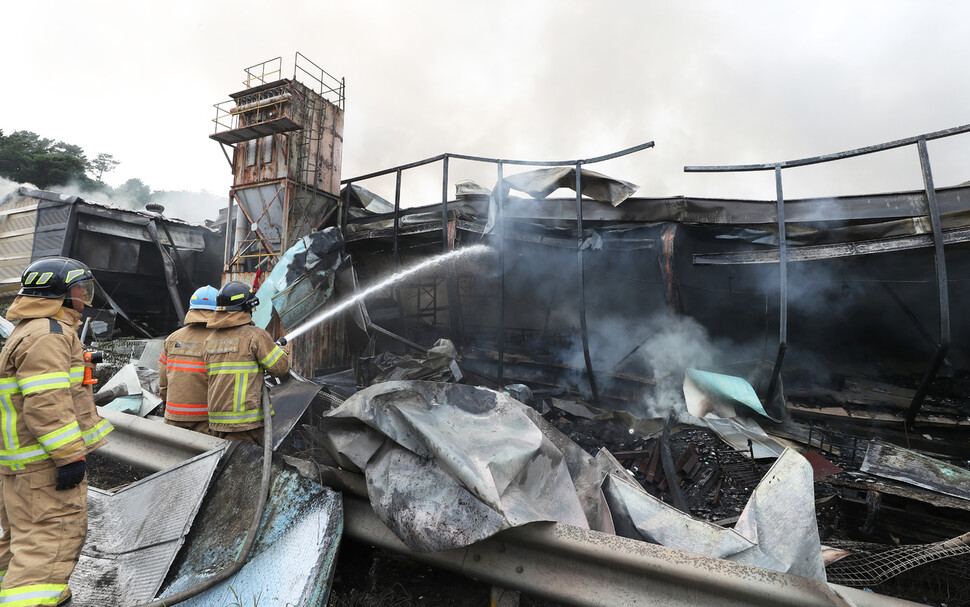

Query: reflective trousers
left=0, top=467, right=86, bottom=606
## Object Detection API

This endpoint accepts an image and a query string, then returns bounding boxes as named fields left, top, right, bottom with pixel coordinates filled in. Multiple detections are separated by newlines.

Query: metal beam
left=692, top=225, right=970, bottom=265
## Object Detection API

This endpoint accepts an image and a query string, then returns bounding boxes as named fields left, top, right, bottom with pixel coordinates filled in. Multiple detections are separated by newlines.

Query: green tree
left=0, top=129, right=92, bottom=189
left=117, top=177, right=152, bottom=206
left=90, top=153, right=120, bottom=181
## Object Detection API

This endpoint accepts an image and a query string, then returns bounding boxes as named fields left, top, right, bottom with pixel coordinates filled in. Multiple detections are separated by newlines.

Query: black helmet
left=216, top=281, right=259, bottom=312
left=19, top=257, right=95, bottom=305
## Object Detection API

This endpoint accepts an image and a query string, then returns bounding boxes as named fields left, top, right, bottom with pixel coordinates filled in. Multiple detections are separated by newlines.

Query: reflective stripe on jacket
left=0, top=300, right=113, bottom=474
left=203, top=314, right=289, bottom=433
left=159, top=323, right=214, bottom=421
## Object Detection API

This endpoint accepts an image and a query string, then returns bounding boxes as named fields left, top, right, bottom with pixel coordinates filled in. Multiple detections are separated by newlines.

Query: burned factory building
left=5, top=55, right=970, bottom=607
left=0, top=187, right=223, bottom=336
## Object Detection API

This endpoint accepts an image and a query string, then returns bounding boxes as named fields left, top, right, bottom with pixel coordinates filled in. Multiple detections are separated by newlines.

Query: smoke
left=559, top=312, right=752, bottom=423
left=44, top=180, right=224, bottom=224
left=0, top=177, right=23, bottom=204
left=149, top=190, right=225, bottom=224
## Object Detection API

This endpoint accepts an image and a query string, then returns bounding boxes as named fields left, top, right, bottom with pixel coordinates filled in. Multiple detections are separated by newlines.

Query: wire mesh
left=826, top=532, right=970, bottom=589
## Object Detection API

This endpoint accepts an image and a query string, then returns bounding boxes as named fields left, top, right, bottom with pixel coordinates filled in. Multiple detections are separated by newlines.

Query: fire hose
left=133, top=383, right=274, bottom=606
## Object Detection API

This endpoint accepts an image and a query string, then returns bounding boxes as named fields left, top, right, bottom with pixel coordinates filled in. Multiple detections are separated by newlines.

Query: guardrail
left=96, top=408, right=920, bottom=606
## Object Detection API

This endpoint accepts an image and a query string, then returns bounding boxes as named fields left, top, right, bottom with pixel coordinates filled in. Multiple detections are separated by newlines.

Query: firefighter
left=158, top=285, right=219, bottom=434
left=203, top=281, right=289, bottom=445
left=0, top=256, right=114, bottom=606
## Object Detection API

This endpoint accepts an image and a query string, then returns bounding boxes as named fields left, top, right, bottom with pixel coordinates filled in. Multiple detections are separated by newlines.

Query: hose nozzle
left=276, top=337, right=288, bottom=347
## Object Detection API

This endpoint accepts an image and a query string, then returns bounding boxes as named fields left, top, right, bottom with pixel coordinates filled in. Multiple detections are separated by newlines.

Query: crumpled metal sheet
left=602, top=447, right=826, bottom=581
left=318, top=380, right=591, bottom=552
left=70, top=445, right=226, bottom=606
left=684, top=368, right=774, bottom=419
left=157, top=444, right=343, bottom=606
left=134, top=338, right=166, bottom=370
left=253, top=238, right=307, bottom=328
left=360, top=338, right=462, bottom=385
left=860, top=440, right=970, bottom=501
left=98, top=363, right=161, bottom=416
left=485, top=167, right=640, bottom=234
left=268, top=377, right=323, bottom=450
left=253, top=228, right=346, bottom=330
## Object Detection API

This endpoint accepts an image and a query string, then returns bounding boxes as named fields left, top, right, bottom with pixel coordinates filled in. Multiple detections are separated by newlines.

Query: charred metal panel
left=290, top=314, right=351, bottom=377
left=75, top=208, right=207, bottom=250
left=157, top=445, right=343, bottom=606
left=287, top=184, right=339, bottom=251
left=31, top=199, right=73, bottom=258
left=860, top=440, right=970, bottom=501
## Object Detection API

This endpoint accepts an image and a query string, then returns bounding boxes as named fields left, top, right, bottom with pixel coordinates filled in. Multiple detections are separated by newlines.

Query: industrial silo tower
left=210, top=53, right=344, bottom=285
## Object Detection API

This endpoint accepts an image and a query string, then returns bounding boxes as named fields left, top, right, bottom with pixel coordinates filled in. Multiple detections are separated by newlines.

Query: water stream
left=282, top=244, right=490, bottom=343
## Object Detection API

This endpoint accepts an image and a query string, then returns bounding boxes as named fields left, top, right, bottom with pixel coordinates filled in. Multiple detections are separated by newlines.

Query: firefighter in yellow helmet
left=203, top=282, right=289, bottom=445
left=0, top=256, right=114, bottom=606
left=158, top=285, right=219, bottom=434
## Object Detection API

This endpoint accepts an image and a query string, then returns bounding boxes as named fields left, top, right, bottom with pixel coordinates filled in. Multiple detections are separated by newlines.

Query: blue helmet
left=189, top=285, right=219, bottom=311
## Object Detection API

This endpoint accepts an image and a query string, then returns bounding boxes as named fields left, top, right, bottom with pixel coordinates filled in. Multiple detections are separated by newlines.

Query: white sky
left=4, top=1, right=970, bottom=222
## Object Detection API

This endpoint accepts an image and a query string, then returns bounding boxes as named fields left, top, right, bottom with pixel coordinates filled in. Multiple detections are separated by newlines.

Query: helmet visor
left=69, top=279, right=95, bottom=307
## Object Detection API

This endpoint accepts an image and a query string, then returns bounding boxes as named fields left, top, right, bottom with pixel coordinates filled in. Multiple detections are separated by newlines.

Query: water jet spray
left=277, top=244, right=490, bottom=346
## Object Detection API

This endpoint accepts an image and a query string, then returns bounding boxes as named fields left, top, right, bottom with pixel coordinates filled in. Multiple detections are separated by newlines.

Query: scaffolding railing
left=338, top=142, right=655, bottom=403
left=212, top=53, right=344, bottom=136
left=685, top=122, right=970, bottom=424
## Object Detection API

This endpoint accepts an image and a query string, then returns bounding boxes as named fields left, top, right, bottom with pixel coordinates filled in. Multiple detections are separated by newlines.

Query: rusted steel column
left=222, top=193, right=235, bottom=272
left=576, top=163, right=600, bottom=403
left=907, top=138, right=951, bottom=425
left=765, top=166, right=788, bottom=403
left=658, top=224, right=684, bottom=316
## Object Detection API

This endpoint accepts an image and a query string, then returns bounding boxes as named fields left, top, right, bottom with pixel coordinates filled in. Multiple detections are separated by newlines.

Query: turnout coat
left=203, top=311, right=289, bottom=433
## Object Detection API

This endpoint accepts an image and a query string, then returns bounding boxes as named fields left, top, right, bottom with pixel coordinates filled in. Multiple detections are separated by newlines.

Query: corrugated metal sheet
left=0, top=197, right=39, bottom=293
left=70, top=446, right=226, bottom=606
left=31, top=200, right=73, bottom=258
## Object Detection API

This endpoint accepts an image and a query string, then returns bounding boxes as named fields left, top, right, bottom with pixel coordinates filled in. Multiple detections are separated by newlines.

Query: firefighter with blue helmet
left=0, top=256, right=114, bottom=606
left=158, top=285, right=219, bottom=434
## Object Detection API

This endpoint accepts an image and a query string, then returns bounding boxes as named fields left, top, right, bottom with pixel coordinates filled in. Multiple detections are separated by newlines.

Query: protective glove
left=55, top=458, right=86, bottom=491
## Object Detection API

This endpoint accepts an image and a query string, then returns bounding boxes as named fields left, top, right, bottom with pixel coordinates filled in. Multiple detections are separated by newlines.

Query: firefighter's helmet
left=216, top=281, right=259, bottom=312
left=19, top=257, right=95, bottom=306
left=189, top=285, right=219, bottom=311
